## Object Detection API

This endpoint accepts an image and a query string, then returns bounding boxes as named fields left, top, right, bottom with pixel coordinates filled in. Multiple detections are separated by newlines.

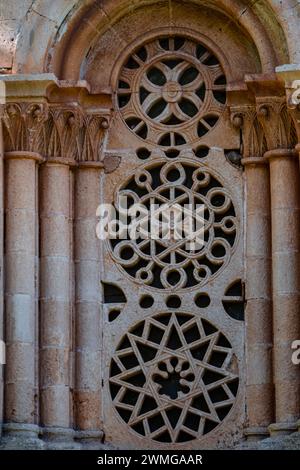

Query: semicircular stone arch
left=12, top=0, right=292, bottom=78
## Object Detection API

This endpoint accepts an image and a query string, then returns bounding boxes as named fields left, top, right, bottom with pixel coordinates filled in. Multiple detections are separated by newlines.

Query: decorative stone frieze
left=245, top=75, right=297, bottom=151
left=0, top=75, right=112, bottom=165
left=2, top=104, right=110, bottom=164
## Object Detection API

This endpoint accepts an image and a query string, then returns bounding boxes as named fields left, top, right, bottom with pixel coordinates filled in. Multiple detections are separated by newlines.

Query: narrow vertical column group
left=0, top=77, right=110, bottom=449
left=296, top=142, right=300, bottom=435
left=39, top=160, right=74, bottom=446
left=243, top=157, right=273, bottom=440
left=34, top=156, right=104, bottom=448
left=0, top=111, right=4, bottom=438
left=4, top=151, right=43, bottom=446
left=74, top=162, right=103, bottom=447
left=297, top=144, right=300, bottom=171
left=266, top=149, right=300, bottom=435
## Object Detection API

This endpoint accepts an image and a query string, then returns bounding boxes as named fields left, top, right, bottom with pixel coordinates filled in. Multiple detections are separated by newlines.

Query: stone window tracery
left=104, top=31, right=243, bottom=448
left=109, top=312, right=239, bottom=443
left=117, top=35, right=226, bottom=147
left=109, top=160, right=237, bottom=290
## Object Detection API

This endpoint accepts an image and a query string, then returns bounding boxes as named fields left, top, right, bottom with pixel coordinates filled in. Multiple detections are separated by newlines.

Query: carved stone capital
left=46, top=106, right=83, bottom=162
left=0, top=74, right=113, bottom=165
left=286, top=110, right=300, bottom=146
left=80, top=113, right=110, bottom=164
left=2, top=102, right=111, bottom=165
left=229, top=104, right=266, bottom=159
left=229, top=75, right=298, bottom=156
left=255, top=96, right=290, bottom=150
left=256, top=98, right=297, bottom=150
left=288, top=81, right=300, bottom=109
left=276, top=65, right=300, bottom=143
left=243, top=75, right=297, bottom=151
left=3, top=102, right=49, bottom=154
left=285, top=84, right=300, bottom=143
left=276, top=65, right=300, bottom=107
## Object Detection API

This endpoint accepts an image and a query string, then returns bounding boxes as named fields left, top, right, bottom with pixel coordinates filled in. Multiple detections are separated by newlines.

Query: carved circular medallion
left=108, top=160, right=237, bottom=290
left=117, top=35, right=227, bottom=146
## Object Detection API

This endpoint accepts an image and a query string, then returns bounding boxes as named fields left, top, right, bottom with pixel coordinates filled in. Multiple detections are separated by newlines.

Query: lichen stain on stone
left=103, top=155, right=121, bottom=174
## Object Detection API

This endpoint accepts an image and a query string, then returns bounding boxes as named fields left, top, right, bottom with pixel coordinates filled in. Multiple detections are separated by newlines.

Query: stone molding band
left=4, top=153, right=107, bottom=171
left=264, top=148, right=299, bottom=160
left=242, top=157, right=268, bottom=166
left=4, top=151, right=45, bottom=163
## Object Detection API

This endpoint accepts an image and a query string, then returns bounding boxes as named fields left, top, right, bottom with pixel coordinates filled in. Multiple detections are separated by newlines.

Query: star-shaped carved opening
left=109, top=312, right=239, bottom=443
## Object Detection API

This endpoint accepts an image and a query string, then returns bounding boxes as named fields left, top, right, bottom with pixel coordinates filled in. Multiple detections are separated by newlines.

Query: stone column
left=0, top=109, right=4, bottom=438
left=39, top=159, right=78, bottom=448
left=74, top=162, right=103, bottom=448
left=243, top=157, right=274, bottom=441
left=297, top=144, right=300, bottom=172
left=266, top=148, right=300, bottom=436
left=3, top=151, right=44, bottom=447
left=294, top=143, right=300, bottom=437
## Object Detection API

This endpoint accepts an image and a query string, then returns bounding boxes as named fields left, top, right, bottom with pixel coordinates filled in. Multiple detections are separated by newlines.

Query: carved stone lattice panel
left=117, top=35, right=226, bottom=147
left=103, top=24, right=244, bottom=448
left=108, top=160, right=238, bottom=290
left=109, top=312, right=239, bottom=444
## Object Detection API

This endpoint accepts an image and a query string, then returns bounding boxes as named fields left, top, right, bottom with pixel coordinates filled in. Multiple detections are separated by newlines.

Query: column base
left=268, top=422, right=298, bottom=437
left=0, top=423, right=45, bottom=449
left=75, top=430, right=104, bottom=449
left=42, top=427, right=82, bottom=450
left=244, top=426, right=270, bottom=441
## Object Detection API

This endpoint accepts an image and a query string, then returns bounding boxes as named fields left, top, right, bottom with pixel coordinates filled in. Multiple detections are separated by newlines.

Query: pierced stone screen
left=109, top=160, right=237, bottom=290
left=109, top=312, right=239, bottom=443
left=117, top=35, right=226, bottom=147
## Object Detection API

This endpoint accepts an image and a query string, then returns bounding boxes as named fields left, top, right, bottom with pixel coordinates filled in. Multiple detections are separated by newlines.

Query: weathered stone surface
left=0, top=0, right=300, bottom=451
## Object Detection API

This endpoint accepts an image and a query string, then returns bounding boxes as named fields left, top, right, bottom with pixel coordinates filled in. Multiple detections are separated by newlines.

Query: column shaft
left=4, top=152, right=42, bottom=433
left=267, top=149, right=300, bottom=434
left=296, top=143, right=300, bottom=435
left=0, top=114, right=4, bottom=435
left=40, top=162, right=72, bottom=436
left=297, top=144, right=300, bottom=170
left=243, top=158, right=273, bottom=440
left=74, top=164, right=102, bottom=445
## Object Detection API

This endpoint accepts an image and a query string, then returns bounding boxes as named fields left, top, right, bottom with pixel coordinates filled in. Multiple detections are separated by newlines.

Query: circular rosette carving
left=108, top=160, right=237, bottom=290
left=117, top=35, right=226, bottom=146
left=109, top=312, right=239, bottom=443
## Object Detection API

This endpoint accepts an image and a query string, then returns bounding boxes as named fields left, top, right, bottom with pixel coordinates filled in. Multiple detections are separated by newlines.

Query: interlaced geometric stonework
left=117, top=35, right=226, bottom=147
left=109, top=160, right=237, bottom=290
left=109, top=312, right=239, bottom=443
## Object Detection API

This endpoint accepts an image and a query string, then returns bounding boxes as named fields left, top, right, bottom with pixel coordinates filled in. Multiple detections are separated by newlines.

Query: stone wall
left=0, top=0, right=299, bottom=450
